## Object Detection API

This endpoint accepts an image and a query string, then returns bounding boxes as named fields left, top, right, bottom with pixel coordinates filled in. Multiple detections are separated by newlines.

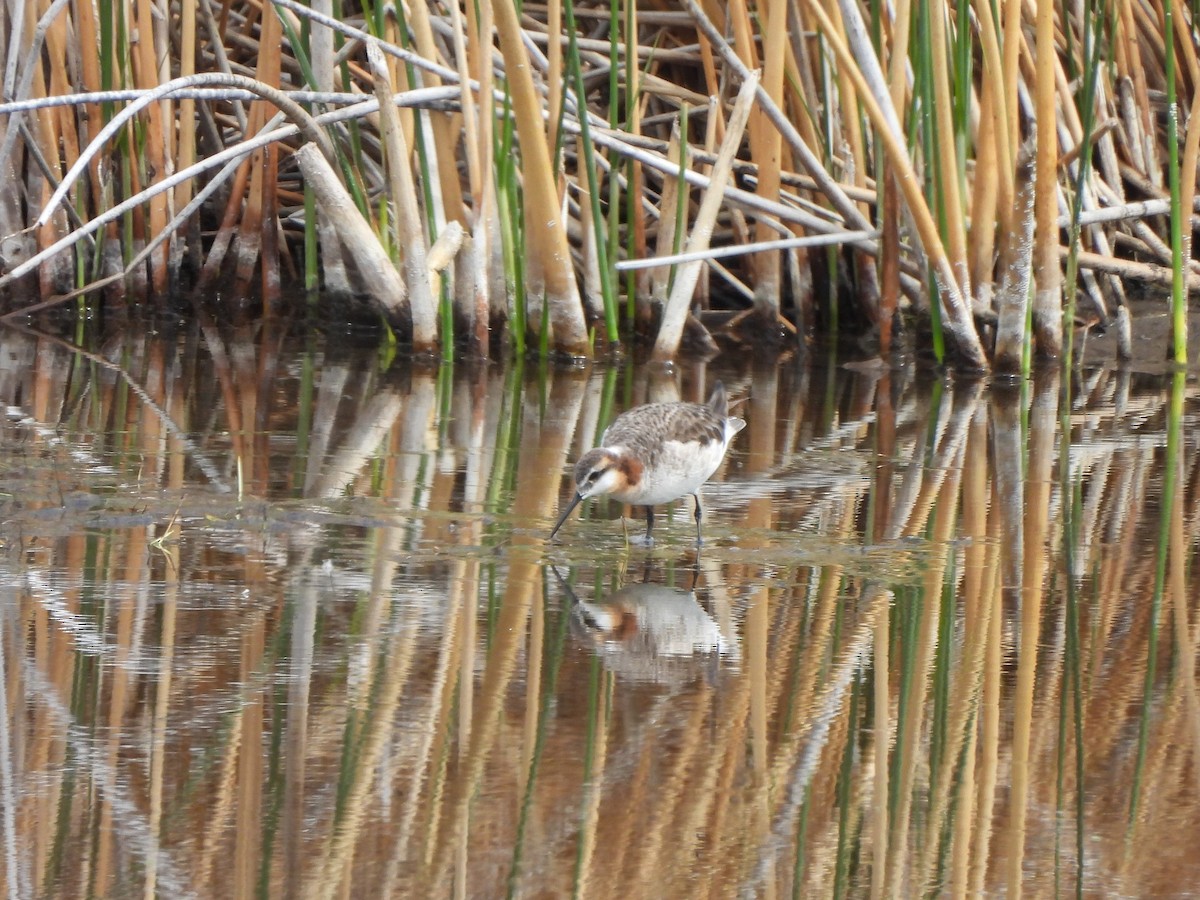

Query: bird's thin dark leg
left=693, top=493, right=704, bottom=544
left=644, top=506, right=655, bottom=544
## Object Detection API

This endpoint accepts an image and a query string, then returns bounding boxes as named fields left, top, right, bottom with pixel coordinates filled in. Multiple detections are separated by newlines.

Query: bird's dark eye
left=585, top=469, right=601, bottom=485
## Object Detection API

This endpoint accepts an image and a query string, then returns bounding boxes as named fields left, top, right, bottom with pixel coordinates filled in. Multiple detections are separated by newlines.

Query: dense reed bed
left=1, top=325, right=1198, bottom=895
left=0, top=0, right=1196, bottom=368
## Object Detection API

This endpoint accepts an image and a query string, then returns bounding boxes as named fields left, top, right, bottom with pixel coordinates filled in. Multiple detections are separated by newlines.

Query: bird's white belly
left=611, top=438, right=728, bottom=506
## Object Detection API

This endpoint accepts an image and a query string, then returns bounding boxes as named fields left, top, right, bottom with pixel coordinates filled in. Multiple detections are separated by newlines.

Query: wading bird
left=550, top=382, right=745, bottom=545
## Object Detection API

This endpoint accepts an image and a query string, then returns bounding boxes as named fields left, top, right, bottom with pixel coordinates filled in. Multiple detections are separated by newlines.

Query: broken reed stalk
left=293, top=143, right=406, bottom=320
left=369, top=42, right=437, bottom=351
left=653, top=71, right=759, bottom=361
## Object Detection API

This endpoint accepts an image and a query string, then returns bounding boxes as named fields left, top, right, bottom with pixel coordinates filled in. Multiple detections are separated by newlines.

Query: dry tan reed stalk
left=131, top=0, right=170, bottom=291
left=1031, top=0, right=1063, bottom=358
left=492, top=0, right=589, bottom=354
left=1179, top=88, right=1200, bottom=276
left=968, top=511, right=1005, bottom=894
left=448, top=0, right=482, bottom=209
left=545, top=0, right=562, bottom=148
left=199, top=151, right=254, bottom=285
left=879, top=0, right=913, bottom=356
left=462, top=0, right=500, bottom=347
left=573, top=670, right=612, bottom=898
left=578, top=149, right=604, bottom=317
left=744, top=376, right=779, bottom=776
left=41, top=2, right=80, bottom=198
left=234, top=2, right=283, bottom=300
left=928, top=0, right=969, bottom=294
left=750, top=0, right=787, bottom=310
left=233, top=614, right=266, bottom=897
left=625, top=3, right=649, bottom=301
left=970, top=75, right=1002, bottom=312
left=405, top=0, right=465, bottom=225
left=807, top=0, right=988, bottom=367
left=1169, top=489, right=1200, bottom=768
left=21, top=16, right=70, bottom=293
left=650, top=120, right=685, bottom=306
left=1004, top=371, right=1059, bottom=895
left=993, top=159, right=1035, bottom=372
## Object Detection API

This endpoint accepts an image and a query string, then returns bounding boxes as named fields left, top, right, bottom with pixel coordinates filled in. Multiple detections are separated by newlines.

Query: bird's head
left=574, top=447, right=639, bottom=498
left=550, top=447, right=643, bottom=541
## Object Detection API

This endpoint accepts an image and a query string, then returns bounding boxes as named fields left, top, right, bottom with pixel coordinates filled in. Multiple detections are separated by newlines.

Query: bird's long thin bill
left=549, top=492, right=584, bottom=540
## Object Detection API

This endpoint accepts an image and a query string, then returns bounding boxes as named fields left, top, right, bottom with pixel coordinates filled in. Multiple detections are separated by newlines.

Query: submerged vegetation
left=0, top=0, right=1195, bottom=368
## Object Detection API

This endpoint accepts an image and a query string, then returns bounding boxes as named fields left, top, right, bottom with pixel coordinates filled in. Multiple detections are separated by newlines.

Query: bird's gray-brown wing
left=600, top=401, right=725, bottom=466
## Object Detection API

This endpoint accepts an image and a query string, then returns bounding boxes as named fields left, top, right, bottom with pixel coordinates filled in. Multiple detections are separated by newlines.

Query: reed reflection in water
left=0, top=324, right=1198, bottom=897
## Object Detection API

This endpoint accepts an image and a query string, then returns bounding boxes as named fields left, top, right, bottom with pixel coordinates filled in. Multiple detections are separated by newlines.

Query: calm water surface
left=1, top=323, right=1198, bottom=898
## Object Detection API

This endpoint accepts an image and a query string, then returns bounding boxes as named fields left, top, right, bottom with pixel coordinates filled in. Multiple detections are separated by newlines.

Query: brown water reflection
left=1, top=324, right=1198, bottom=898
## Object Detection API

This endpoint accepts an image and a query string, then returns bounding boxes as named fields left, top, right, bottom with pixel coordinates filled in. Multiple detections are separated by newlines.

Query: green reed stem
left=912, top=0, right=944, bottom=362
left=564, top=0, right=618, bottom=344
left=791, top=788, right=811, bottom=900
left=260, top=688, right=285, bottom=897
left=496, top=90, right=526, bottom=356
left=508, top=572, right=574, bottom=898
left=622, top=2, right=644, bottom=328
left=605, top=0, right=621, bottom=302
left=435, top=357, right=453, bottom=442
left=1062, top=0, right=1101, bottom=365
left=930, top=556, right=955, bottom=781
left=666, top=106, right=689, bottom=298
left=953, top=0, right=971, bottom=175
left=816, top=34, right=841, bottom=339
left=1130, top=370, right=1185, bottom=825
left=1057, top=376, right=1086, bottom=896
left=268, top=8, right=324, bottom=295
left=890, top=586, right=918, bottom=828
left=275, top=9, right=318, bottom=89
left=538, top=294, right=551, bottom=360
left=832, top=676, right=859, bottom=899
left=293, top=335, right=315, bottom=494
left=485, top=361, right=524, bottom=515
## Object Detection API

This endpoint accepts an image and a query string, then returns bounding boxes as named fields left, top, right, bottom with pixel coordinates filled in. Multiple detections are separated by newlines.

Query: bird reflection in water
left=552, top=563, right=740, bottom=685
